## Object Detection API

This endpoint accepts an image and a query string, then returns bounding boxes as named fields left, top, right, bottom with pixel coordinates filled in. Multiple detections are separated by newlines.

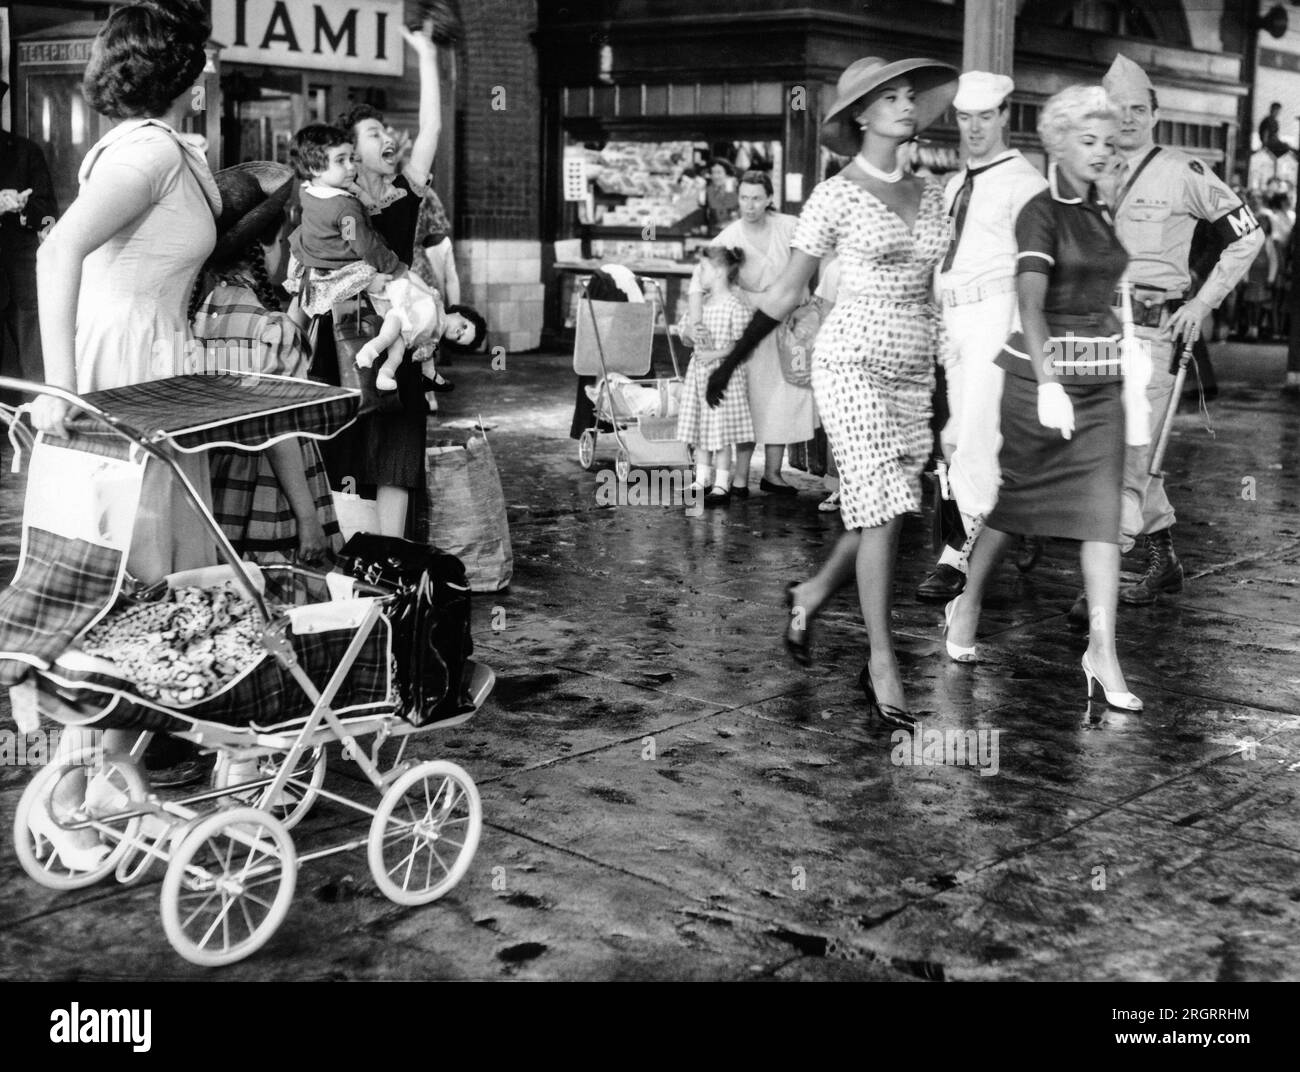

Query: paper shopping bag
left=425, top=431, right=513, bottom=591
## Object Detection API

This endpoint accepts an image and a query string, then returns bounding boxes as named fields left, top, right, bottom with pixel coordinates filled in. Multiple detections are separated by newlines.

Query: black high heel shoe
left=784, top=582, right=813, bottom=667
left=859, top=665, right=918, bottom=729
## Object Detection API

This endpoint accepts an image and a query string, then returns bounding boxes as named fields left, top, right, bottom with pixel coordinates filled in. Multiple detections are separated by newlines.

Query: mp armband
left=1212, top=203, right=1261, bottom=246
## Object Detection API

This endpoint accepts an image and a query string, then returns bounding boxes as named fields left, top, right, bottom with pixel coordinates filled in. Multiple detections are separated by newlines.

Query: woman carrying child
left=285, top=123, right=478, bottom=391
left=288, top=115, right=485, bottom=538
left=676, top=246, right=755, bottom=507
left=313, top=25, right=484, bottom=539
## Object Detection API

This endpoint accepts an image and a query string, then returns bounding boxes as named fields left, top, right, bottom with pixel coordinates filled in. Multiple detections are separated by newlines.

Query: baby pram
left=572, top=274, right=691, bottom=480
left=0, top=373, right=494, bottom=967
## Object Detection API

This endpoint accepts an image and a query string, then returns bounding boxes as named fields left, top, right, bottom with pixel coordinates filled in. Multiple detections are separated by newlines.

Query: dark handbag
left=330, top=302, right=405, bottom=416
left=335, top=533, right=474, bottom=725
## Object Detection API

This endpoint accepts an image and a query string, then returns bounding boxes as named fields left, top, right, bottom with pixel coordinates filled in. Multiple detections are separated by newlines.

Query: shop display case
left=554, top=135, right=786, bottom=331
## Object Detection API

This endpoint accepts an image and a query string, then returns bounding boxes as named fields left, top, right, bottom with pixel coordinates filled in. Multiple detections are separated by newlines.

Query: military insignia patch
left=1189, top=159, right=1204, bottom=175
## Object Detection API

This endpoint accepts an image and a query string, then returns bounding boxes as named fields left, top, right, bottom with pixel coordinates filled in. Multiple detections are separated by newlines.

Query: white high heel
left=943, top=597, right=978, bottom=663
left=1081, top=653, right=1143, bottom=711
left=28, top=802, right=110, bottom=873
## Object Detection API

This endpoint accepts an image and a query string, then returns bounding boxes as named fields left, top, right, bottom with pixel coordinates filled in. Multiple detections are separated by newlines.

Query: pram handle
left=0, top=376, right=274, bottom=627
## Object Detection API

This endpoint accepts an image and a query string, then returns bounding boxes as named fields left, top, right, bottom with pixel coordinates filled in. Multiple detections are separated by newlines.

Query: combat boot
left=1120, top=527, right=1183, bottom=605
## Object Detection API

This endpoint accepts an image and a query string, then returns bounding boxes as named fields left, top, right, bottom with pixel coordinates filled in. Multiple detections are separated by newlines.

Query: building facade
left=0, top=1, right=1264, bottom=348
left=532, top=0, right=1251, bottom=338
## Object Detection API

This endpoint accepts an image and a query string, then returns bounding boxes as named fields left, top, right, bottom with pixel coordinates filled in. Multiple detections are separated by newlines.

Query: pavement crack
left=765, top=926, right=829, bottom=957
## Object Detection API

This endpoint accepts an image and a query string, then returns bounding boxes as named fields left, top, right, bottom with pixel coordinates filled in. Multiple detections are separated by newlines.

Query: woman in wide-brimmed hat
left=190, top=163, right=343, bottom=567
left=705, top=56, right=958, bottom=725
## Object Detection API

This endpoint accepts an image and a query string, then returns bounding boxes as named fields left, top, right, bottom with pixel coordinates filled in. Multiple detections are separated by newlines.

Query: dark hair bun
left=140, top=0, right=211, bottom=44
left=141, top=0, right=209, bottom=37
left=83, top=1, right=210, bottom=118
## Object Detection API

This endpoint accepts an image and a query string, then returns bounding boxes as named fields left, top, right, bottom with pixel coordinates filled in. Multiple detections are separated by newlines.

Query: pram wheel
left=211, top=747, right=327, bottom=831
left=577, top=428, right=597, bottom=470
left=615, top=449, right=631, bottom=482
left=367, top=760, right=482, bottom=906
left=14, top=750, right=148, bottom=891
left=161, top=806, right=297, bottom=967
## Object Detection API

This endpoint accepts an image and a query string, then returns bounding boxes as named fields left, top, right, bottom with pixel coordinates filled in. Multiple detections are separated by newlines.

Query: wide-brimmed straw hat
left=821, top=56, right=959, bottom=156
left=208, top=161, right=295, bottom=268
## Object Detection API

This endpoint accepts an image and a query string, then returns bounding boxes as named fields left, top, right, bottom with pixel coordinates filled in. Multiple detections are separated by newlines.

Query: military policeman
left=1100, top=54, right=1263, bottom=609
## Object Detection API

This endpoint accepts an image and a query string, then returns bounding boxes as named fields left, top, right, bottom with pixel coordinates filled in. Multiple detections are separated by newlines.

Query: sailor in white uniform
left=917, top=71, right=1048, bottom=601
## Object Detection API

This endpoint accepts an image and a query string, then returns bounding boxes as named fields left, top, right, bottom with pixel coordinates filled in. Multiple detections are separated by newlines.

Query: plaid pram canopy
left=0, top=375, right=374, bottom=722
left=63, top=373, right=358, bottom=453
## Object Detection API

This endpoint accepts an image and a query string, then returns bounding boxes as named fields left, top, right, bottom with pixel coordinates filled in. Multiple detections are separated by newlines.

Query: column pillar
left=962, top=0, right=1016, bottom=75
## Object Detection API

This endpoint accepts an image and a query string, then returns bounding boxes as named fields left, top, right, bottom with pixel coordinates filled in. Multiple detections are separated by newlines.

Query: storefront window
left=556, top=134, right=782, bottom=328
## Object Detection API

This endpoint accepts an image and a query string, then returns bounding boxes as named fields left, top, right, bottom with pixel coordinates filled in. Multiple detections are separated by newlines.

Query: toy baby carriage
left=0, top=373, right=494, bottom=967
left=572, top=271, right=691, bottom=480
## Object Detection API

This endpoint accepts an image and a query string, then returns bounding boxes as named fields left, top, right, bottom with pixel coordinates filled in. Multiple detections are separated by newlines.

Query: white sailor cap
left=953, top=71, right=1014, bottom=112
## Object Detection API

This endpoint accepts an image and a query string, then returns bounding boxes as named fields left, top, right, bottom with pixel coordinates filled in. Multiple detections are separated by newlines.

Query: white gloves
left=1036, top=382, right=1074, bottom=440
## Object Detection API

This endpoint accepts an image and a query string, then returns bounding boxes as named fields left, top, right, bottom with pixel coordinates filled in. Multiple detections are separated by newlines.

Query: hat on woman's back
left=208, top=161, right=295, bottom=268
left=821, top=57, right=959, bottom=156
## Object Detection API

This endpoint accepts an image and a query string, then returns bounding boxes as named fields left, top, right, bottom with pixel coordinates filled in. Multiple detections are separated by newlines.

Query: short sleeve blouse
left=1014, top=169, right=1128, bottom=337
left=792, top=181, right=841, bottom=260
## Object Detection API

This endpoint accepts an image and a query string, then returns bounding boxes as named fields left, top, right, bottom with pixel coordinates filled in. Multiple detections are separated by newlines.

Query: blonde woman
left=942, top=85, right=1142, bottom=711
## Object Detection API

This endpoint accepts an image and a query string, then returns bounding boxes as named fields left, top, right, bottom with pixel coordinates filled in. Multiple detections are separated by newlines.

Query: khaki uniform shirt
left=1114, top=145, right=1263, bottom=309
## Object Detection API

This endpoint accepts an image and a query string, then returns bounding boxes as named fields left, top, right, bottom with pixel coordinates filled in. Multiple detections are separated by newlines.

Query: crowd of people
left=0, top=0, right=1285, bottom=851
left=687, top=50, right=1266, bottom=724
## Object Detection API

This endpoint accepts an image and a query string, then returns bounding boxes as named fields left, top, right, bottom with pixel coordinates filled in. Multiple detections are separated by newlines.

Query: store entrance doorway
left=221, top=66, right=333, bottom=168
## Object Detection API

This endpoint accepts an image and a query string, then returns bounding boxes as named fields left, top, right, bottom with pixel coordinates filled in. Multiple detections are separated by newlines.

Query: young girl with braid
left=190, top=167, right=342, bottom=565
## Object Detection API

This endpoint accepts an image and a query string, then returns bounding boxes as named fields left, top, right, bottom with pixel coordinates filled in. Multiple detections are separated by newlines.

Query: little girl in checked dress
left=675, top=246, right=755, bottom=506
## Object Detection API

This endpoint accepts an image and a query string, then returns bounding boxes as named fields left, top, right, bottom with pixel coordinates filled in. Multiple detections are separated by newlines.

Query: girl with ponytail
left=675, top=246, right=756, bottom=506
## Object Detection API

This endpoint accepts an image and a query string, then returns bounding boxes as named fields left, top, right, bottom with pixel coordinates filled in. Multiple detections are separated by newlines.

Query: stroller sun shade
left=61, top=373, right=359, bottom=453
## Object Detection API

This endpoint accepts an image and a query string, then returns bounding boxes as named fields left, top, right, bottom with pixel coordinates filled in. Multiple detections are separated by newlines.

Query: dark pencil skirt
left=986, top=368, right=1124, bottom=544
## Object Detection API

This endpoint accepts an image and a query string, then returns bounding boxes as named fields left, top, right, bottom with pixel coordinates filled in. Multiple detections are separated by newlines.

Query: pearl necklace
left=854, top=152, right=903, bottom=183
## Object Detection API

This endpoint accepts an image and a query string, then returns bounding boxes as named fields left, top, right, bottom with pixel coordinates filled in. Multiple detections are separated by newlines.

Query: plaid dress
left=676, top=292, right=754, bottom=451
left=191, top=284, right=342, bottom=562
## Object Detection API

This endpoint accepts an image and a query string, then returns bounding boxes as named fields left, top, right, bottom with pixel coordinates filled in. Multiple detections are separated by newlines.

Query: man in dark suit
left=1, top=78, right=58, bottom=388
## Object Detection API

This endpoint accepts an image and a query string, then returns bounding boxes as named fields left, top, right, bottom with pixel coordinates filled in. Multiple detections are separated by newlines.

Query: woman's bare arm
left=401, top=26, right=441, bottom=188
left=1016, top=273, right=1055, bottom=385
left=33, top=162, right=154, bottom=430
left=751, top=249, right=820, bottom=321
left=266, top=441, right=328, bottom=562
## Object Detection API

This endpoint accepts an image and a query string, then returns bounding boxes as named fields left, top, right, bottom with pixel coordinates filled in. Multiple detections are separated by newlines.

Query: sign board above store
left=212, top=0, right=403, bottom=76
left=17, top=38, right=96, bottom=68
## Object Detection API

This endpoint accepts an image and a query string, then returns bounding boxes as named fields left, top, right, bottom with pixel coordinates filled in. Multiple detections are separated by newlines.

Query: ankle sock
left=938, top=545, right=964, bottom=570
left=715, top=469, right=731, bottom=490
left=695, top=462, right=713, bottom=488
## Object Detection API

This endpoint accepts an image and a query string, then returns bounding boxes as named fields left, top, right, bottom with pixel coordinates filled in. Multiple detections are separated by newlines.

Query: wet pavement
left=1, top=341, right=1298, bottom=982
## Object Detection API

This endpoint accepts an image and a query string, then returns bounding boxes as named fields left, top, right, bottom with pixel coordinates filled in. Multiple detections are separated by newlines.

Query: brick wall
left=454, top=0, right=544, bottom=351
left=455, top=0, right=541, bottom=241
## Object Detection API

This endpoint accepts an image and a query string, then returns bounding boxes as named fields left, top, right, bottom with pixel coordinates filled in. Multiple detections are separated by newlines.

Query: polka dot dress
left=794, top=176, right=949, bottom=529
